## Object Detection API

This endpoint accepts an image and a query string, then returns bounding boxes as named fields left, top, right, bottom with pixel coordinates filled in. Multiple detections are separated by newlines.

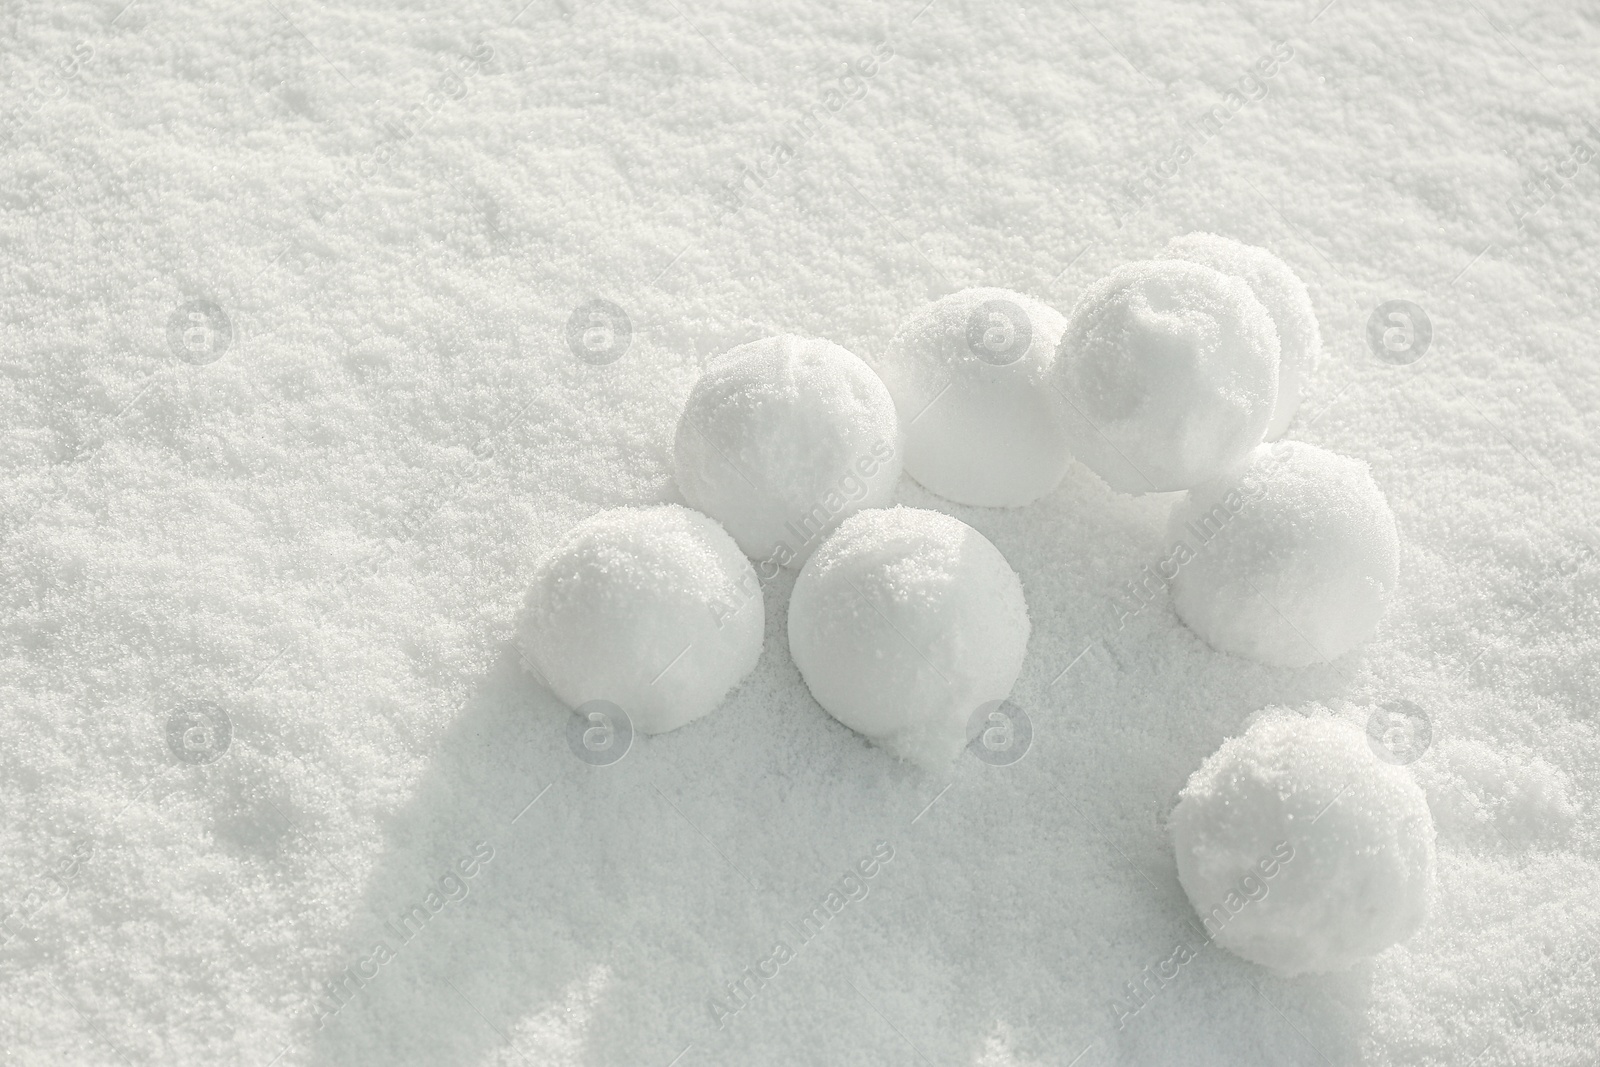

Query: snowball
left=1168, top=441, right=1399, bottom=668
left=787, top=507, right=1030, bottom=764
left=874, top=288, right=1071, bottom=507
left=1049, top=259, right=1279, bottom=493
left=516, top=505, right=763, bottom=735
left=1170, top=705, right=1436, bottom=976
left=674, top=334, right=902, bottom=570
left=1162, top=232, right=1321, bottom=440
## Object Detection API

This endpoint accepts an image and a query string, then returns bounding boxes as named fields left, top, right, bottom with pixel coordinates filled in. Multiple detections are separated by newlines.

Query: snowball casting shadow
left=291, top=480, right=1378, bottom=1066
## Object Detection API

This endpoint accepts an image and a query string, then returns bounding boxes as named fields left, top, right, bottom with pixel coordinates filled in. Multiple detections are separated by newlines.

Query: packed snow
left=1160, top=232, right=1321, bottom=440
left=1168, top=441, right=1401, bottom=667
left=3, top=1, right=1596, bottom=1066
left=1050, top=259, right=1281, bottom=493
left=873, top=287, right=1071, bottom=507
left=515, top=505, right=762, bottom=734
left=1170, top=705, right=1437, bottom=977
left=787, top=507, right=1030, bottom=765
left=674, top=334, right=901, bottom=568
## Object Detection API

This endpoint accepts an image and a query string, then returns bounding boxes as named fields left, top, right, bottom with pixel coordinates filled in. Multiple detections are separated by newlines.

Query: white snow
left=515, top=505, right=762, bottom=734
left=1161, top=232, right=1321, bottom=441
left=1168, top=441, right=1400, bottom=667
left=674, top=334, right=901, bottom=568
left=873, top=287, right=1071, bottom=507
left=1050, top=259, right=1280, bottom=493
left=1170, top=705, right=1436, bottom=977
left=787, top=507, right=1029, bottom=765
left=2, top=1, right=1597, bottom=1065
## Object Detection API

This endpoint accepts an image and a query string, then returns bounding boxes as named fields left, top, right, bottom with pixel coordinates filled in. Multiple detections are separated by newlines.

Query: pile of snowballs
left=518, top=233, right=1433, bottom=977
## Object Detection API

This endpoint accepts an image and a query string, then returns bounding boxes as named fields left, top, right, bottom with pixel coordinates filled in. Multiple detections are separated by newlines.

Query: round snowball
left=788, top=507, right=1030, bottom=765
left=517, top=505, right=763, bottom=735
left=1050, top=259, right=1280, bottom=493
left=1163, top=232, right=1321, bottom=441
left=1171, top=705, right=1436, bottom=975
left=1168, top=441, right=1399, bottom=668
left=675, top=335, right=902, bottom=570
left=875, top=288, right=1071, bottom=507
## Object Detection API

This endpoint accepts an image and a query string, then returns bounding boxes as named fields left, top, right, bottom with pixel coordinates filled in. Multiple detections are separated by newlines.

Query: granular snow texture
left=0, top=1, right=1596, bottom=1066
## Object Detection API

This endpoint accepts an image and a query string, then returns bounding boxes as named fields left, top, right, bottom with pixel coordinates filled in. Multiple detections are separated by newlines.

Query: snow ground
left=1, top=0, right=1596, bottom=1064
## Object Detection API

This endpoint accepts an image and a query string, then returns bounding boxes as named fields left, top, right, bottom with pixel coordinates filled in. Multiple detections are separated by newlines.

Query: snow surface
left=1, top=1, right=1597, bottom=1066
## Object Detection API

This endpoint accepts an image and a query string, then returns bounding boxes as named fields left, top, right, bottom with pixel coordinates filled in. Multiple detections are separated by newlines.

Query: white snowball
left=1050, top=259, right=1280, bottom=493
left=675, top=335, right=902, bottom=570
left=1162, top=232, right=1321, bottom=441
left=516, top=505, right=763, bottom=735
left=1168, top=441, right=1399, bottom=668
left=875, top=288, right=1071, bottom=507
left=1170, top=705, right=1436, bottom=976
left=787, top=507, right=1030, bottom=765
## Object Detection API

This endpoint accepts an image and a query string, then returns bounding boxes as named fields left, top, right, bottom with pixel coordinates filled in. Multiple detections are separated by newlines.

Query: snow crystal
left=1168, top=441, right=1400, bottom=668
left=673, top=334, right=902, bottom=569
left=1050, top=259, right=1279, bottom=493
left=787, top=507, right=1030, bottom=765
left=873, top=288, right=1071, bottom=507
left=1162, top=232, right=1321, bottom=441
left=1170, top=705, right=1436, bottom=976
left=515, top=505, right=763, bottom=734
